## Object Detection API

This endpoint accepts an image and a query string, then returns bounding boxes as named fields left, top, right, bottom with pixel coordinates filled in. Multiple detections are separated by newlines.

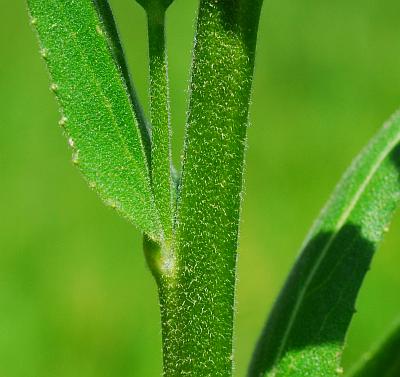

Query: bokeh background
left=1, top=0, right=400, bottom=376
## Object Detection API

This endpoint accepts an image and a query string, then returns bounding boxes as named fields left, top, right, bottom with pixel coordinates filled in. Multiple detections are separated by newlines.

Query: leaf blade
left=248, top=111, right=400, bottom=377
left=348, top=321, right=400, bottom=377
left=28, top=0, right=161, bottom=239
left=92, top=0, right=152, bottom=164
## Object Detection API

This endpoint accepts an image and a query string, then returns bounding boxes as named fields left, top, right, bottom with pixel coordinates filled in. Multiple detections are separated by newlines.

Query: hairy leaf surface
left=248, top=112, right=400, bottom=377
left=28, top=0, right=161, bottom=239
left=93, top=0, right=152, bottom=163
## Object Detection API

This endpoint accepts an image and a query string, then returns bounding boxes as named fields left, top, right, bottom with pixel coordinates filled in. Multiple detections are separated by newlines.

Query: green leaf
left=348, top=321, right=400, bottom=377
left=28, top=0, right=161, bottom=239
left=248, top=111, right=400, bottom=377
left=93, top=0, right=152, bottom=164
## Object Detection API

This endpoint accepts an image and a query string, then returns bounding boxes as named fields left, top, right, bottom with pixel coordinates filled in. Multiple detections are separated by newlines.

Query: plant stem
left=151, top=1, right=263, bottom=375
left=146, top=7, right=174, bottom=244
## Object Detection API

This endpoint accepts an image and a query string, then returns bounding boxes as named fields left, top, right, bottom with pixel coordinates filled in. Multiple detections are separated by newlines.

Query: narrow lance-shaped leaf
left=28, top=0, right=161, bottom=239
left=248, top=111, right=400, bottom=377
left=348, top=320, right=400, bottom=377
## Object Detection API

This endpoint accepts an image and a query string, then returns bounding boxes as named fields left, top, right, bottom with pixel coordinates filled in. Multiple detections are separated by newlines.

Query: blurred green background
left=1, top=0, right=400, bottom=376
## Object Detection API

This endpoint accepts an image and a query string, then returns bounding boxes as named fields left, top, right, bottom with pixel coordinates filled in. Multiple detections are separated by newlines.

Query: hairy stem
left=146, top=7, right=174, bottom=244
left=154, top=1, right=263, bottom=375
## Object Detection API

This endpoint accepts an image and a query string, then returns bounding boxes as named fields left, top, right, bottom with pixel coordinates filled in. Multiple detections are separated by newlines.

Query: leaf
left=348, top=321, right=400, bottom=377
left=248, top=111, right=400, bottom=377
left=27, top=0, right=161, bottom=239
left=93, top=0, right=152, bottom=164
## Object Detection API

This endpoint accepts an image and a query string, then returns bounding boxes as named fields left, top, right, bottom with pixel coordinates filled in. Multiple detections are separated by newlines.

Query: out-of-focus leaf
left=248, top=111, right=400, bottom=377
left=349, top=321, right=400, bottom=377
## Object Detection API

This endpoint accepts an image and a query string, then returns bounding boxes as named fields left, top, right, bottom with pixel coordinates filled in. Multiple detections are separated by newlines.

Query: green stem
left=153, top=1, right=263, bottom=376
left=147, top=8, right=173, bottom=244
